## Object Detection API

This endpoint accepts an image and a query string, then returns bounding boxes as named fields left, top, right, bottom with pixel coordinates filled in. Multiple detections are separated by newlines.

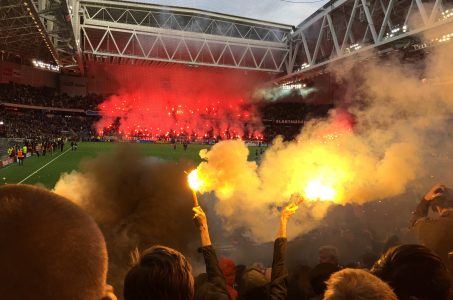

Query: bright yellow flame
left=188, top=169, right=203, bottom=191
left=304, top=180, right=336, bottom=201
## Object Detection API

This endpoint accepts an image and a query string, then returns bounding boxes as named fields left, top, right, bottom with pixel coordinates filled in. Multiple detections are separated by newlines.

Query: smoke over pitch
left=53, top=146, right=199, bottom=292
left=193, top=35, right=453, bottom=242
left=91, top=64, right=269, bottom=139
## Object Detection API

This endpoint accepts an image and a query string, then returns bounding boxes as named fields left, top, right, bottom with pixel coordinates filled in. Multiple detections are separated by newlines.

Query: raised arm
left=269, top=202, right=300, bottom=300
left=411, top=183, right=445, bottom=227
left=193, top=206, right=211, bottom=246
left=193, top=206, right=230, bottom=299
left=277, top=203, right=299, bottom=238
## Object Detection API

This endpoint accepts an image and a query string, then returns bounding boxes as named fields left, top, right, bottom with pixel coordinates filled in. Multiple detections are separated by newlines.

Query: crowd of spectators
left=1, top=108, right=97, bottom=139
left=0, top=82, right=103, bottom=142
left=0, top=83, right=452, bottom=299
left=0, top=183, right=451, bottom=300
left=0, top=83, right=336, bottom=142
left=0, top=82, right=104, bottom=110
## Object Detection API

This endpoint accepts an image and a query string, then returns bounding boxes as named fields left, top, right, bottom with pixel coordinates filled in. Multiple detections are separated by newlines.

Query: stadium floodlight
left=32, top=59, right=60, bottom=72
left=437, top=33, right=452, bottom=43
left=441, top=9, right=453, bottom=20
left=297, top=62, right=310, bottom=71
left=0, top=121, right=3, bottom=125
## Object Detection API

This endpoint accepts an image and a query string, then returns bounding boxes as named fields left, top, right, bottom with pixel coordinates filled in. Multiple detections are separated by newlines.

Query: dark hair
left=0, top=185, right=108, bottom=300
left=309, top=263, right=341, bottom=295
left=235, top=264, right=247, bottom=286
left=371, top=244, right=451, bottom=300
left=237, top=267, right=268, bottom=300
left=124, top=245, right=194, bottom=300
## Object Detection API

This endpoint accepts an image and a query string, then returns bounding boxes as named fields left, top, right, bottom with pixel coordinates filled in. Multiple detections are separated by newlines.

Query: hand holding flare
left=278, top=194, right=303, bottom=238
left=192, top=204, right=211, bottom=246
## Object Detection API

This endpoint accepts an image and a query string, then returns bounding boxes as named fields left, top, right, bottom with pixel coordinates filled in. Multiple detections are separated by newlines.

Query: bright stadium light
left=297, top=62, right=310, bottom=71
left=0, top=121, right=4, bottom=125
left=441, top=9, right=453, bottom=20
left=32, top=59, right=60, bottom=72
left=384, top=25, right=409, bottom=39
left=436, top=33, right=452, bottom=43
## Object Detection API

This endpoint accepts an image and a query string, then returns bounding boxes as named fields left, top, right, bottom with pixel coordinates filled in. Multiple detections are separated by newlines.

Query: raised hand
left=281, top=203, right=300, bottom=222
left=424, top=183, right=446, bottom=201
left=193, top=206, right=211, bottom=246
left=278, top=199, right=302, bottom=238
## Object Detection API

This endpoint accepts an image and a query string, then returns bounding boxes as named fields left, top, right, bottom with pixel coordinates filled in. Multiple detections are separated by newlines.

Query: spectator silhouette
left=411, top=183, right=453, bottom=267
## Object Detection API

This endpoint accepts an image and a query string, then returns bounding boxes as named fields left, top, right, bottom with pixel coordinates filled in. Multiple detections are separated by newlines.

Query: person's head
left=237, top=267, right=269, bottom=300
left=0, top=184, right=111, bottom=300
left=324, top=268, right=397, bottom=300
left=219, top=257, right=236, bottom=286
left=309, top=263, right=341, bottom=296
left=371, top=244, right=451, bottom=300
left=123, top=245, right=194, bottom=300
left=287, top=264, right=312, bottom=300
left=319, top=245, right=339, bottom=265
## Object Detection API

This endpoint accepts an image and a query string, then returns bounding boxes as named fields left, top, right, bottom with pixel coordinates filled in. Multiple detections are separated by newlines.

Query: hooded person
left=219, top=257, right=238, bottom=300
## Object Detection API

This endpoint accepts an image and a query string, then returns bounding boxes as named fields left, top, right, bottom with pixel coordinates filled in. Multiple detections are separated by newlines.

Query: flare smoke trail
left=193, top=30, right=453, bottom=242
left=53, top=145, right=199, bottom=294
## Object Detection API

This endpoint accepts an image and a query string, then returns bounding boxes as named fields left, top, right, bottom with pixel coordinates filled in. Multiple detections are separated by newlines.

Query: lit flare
left=188, top=169, right=203, bottom=192
left=188, top=169, right=204, bottom=207
left=304, top=180, right=336, bottom=201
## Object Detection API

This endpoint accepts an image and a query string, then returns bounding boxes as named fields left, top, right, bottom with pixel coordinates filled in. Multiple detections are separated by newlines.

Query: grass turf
left=0, top=142, right=262, bottom=189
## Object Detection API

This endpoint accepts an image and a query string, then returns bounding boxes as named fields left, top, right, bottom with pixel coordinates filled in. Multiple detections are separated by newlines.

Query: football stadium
left=0, top=0, right=452, bottom=299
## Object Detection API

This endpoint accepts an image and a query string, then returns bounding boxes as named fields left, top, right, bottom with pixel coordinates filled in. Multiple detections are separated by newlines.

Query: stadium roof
left=134, top=0, right=330, bottom=26
left=84, top=0, right=294, bottom=30
left=0, top=0, right=56, bottom=63
left=0, top=0, right=333, bottom=74
left=78, top=0, right=293, bottom=72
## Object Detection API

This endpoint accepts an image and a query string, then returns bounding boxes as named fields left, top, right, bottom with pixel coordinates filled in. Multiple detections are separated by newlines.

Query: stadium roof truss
left=0, top=0, right=83, bottom=73
left=284, top=0, right=453, bottom=76
left=37, top=0, right=84, bottom=73
left=76, top=0, right=292, bottom=72
left=0, top=0, right=55, bottom=63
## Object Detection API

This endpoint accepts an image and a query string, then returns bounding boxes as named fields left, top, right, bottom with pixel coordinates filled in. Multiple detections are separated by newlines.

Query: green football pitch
left=0, top=142, right=262, bottom=188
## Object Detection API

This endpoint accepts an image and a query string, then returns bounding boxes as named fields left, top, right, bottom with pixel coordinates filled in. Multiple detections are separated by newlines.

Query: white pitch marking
left=18, top=147, right=72, bottom=184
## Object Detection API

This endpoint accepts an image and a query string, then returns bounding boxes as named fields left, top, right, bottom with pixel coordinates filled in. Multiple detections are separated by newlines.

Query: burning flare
left=304, top=180, right=336, bottom=201
left=188, top=169, right=203, bottom=192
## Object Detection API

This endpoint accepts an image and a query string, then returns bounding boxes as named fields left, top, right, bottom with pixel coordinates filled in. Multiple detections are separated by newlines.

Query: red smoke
left=90, top=64, right=270, bottom=140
